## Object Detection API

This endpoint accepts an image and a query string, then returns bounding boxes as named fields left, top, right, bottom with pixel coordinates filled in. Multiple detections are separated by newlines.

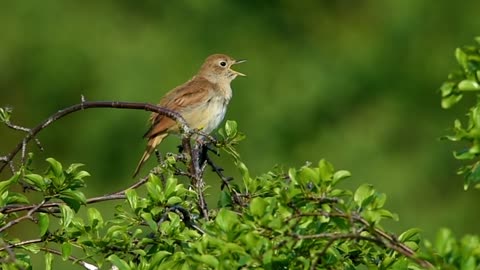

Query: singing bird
left=133, top=54, right=246, bottom=177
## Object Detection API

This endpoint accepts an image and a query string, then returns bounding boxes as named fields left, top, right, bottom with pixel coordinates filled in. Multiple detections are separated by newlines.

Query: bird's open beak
left=230, top=59, right=247, bottom=76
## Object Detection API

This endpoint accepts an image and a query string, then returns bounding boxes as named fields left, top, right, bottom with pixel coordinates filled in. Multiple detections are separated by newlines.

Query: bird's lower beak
left=230, top=59, right=247, bottom=76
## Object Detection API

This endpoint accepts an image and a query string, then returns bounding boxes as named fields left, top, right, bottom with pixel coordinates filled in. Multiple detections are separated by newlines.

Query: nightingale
left=133, top=54, right=246, bottom=177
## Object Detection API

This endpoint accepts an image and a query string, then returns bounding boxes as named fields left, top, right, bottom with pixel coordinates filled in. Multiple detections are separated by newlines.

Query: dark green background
left=1, top=0, right=479, bottom=256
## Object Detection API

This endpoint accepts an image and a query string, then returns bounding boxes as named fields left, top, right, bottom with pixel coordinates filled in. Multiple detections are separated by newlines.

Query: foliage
left=0, top=142, right=425, bottom=269
left=0, top=119, right=478, bottom=269
left=423, top=228, right=480, bottom=270
left=440, top=37, right=480, bottom=189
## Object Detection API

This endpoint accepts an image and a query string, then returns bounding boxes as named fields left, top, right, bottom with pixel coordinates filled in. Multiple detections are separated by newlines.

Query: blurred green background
left=1, top=0, right=480, bottom=258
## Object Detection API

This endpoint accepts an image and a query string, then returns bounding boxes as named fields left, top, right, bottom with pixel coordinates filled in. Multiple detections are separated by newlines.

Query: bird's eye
left=219, top=61, right=227, bottom=67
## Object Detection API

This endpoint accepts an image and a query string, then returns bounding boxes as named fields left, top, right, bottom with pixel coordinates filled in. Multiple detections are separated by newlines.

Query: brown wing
left=143, top=76, right=214, bottom=138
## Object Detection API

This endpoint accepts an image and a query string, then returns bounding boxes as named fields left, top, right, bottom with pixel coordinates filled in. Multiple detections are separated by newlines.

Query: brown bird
left=133, top=54, right=246, bottom=177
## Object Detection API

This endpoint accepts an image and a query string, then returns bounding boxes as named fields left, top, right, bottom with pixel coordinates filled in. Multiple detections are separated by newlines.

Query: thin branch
left=0, top=173, right=151, bottom=216
left=0, top=101, right=191, bottom=174
left=0, top=156, right=15, bottom=174
left=0, top=200, right=46, bottom=233
left=40, top=247, right=98, bottom=270
left=292, top=231, right=377, bottom=241
left=4, top=121, right=44, bottom=152
left=288, top=208, right=433, bottom=268
left=154, top=149, right=166, bottom=186
left=185, top=140, right=209, bottom=219
left=86, top=194, right=126, bottom=204
left=0, top=238, right=43, bottom=251
left=113, top=174, right=150, bottom=195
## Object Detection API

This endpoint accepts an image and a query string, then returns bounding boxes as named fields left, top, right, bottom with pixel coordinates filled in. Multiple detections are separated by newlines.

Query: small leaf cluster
left=440, top=37, right=480, bottom=189
left=0, top=107, right=13, bottom=123
left=440, top=37, right=480, bottom=109
left=423, top=228, right=480, bottom=269
left=0, top=155, right=90, bottom=269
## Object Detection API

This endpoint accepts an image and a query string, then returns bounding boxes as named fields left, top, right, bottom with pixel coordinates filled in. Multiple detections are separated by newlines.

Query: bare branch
left=0, top=173, right=151, bottom=216
left=0, top=200, right=46, bottom=233
left=0, top=238, right=43, bottom=251
left=39, top=247, right=99, bottom=270
left=0, top=101, right=192, bottom=174
left=183, top=139, right=209, bottom=219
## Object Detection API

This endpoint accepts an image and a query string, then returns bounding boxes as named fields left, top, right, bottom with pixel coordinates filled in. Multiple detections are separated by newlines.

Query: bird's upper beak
left=230, top=59, right=247, bottom=76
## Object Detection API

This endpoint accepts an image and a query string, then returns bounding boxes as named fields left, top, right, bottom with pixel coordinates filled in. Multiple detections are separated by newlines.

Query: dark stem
left=0, top=100, right=190, bottom=174
left=182, top=137, right=209, bottom=219
left=0, top=175, right=150, bottom=215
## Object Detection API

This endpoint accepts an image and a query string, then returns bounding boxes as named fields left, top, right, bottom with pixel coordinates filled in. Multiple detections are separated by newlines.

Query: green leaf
left=125, top=189, right=138, bottom=210
left=15, top=253, right=32, bottom=268
left=150, top=251, right=172, bottom=266
left=146, top=182, right=161, bottom=203
left=440, top=81, right=455, bottom=97
left=435, top=228, right=455, bottom=256
left=399, top=228, right=422, bottom=242
left=456, top=47, right=468, bottom=70
left=164, top=176, right=178, bottom=198
left=44, top=252, right=53, bottom=270
left=193, top=254, right=219, bottom=268
left=24, top=174, right=46, bottom=191
left=215, top=208, right=238, bottom=232
left=458, top=80, right=480, bottom=91
left=141, top=213, right=158, bottom=231
left=441, top=94, right=463, bottom=109
left=250, top=197, right=267, bottom=217
left=237, top=161, right=251, bottom=190
left=61, top=242, right=71, bottom=261
left=60, top=190, right=86, bottom=204
left=38, top=213, right=49, bottom=237
left=66, top=163, right=84, bottom=174
left=21, top=244, right=40, bottom=254
left=0, top=107, right=12, bottom=122
left=88, top=208, right=103, bottom=229
left=0, top=172, right=20, bottom=194
left=225, top=120, right=238, bottom=137
left=73, top=170, right=90, bottom=180
left=6, top=192, right=30, bottom=204
left=59, top=190, right=86, bottom=212
left=333, top=170, right=351, bottom=184
left=46, top=158, right=63, bottom=178
left=377, top=209, right=399, bottom=221
left=59, top=204, right=74, bottom=228
left=319, top=159, right=334, bottom=181
left=298, top=166, right=319, bottom=185
left=218, top=190, right=233, bottom=207
left=166, top=196, right=182, bottom=205
left=354, top=184, right=374, bottom=206
left=465, top=162, right=480, bottom=190
left=108, top=254, right=131, bottom=270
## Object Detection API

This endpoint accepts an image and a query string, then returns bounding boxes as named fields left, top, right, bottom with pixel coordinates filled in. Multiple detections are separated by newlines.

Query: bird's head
left=198, top=54, right=246, bottom=83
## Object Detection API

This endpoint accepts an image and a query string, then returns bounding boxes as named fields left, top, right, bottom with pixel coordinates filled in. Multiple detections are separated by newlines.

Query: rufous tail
left=132, top=134, right=168, bottom=177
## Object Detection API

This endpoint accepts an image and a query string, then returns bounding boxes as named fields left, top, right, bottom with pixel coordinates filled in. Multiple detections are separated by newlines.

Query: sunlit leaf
left=38, top=213, right=49, bottom=237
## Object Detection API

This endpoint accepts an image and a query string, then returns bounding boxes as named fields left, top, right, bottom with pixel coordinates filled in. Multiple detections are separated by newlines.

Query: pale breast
left=203, top=95, right=229, bottom=133
left=180, top=93, right=230, bottom=134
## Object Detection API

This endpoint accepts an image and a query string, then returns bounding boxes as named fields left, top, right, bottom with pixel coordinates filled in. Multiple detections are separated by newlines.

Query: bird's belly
left=183, top=97, right=228, bottom=134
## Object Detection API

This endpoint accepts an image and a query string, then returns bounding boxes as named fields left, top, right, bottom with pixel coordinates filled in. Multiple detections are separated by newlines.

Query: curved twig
left=0, top=200, right=46, bottom=233
left=39, top=247, right=98, bottom=270
left=0, top=101, right=190, bottom=174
